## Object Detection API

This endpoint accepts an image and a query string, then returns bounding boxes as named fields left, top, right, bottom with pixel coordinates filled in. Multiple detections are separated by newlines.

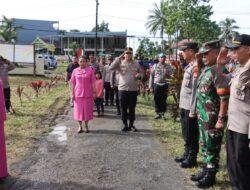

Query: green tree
left=219, top=18, right=239, bottom=43
left=164, top=0, right=220, bottom=44
left=146, top=0, right=221, bottom=47
left=0, top=16, right=21, bottom=43
left=59, top=29, right=66, bottom=35
left=69, top=41, right=80, bottom=55
left=146, top=0, right=166, bottom=40
left=91, top=21, right=110, bottom=32
left=136, top=38, right=161, bottom=60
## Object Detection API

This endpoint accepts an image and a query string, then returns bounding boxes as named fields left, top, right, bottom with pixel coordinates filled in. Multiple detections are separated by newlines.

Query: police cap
left=179, top=42, right=199, bottom=52
left=225, top=34, right=250, bottom=50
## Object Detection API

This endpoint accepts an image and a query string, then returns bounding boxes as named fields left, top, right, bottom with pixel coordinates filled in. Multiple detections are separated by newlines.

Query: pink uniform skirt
left=74, top=97, right=94, bottom=121
left=0, top=122, right=8, bottom=178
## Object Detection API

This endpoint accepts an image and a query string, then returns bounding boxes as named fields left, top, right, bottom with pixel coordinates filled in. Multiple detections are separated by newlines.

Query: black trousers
left=153, top=84, right=168, bottom=113
left=227, top=130, right=250, bottom=190
left=180, top=108, right=199, bottom=156
left=104, top=82, right=114, bottom=105
left=114, top=87, right=120, bottom=113
left=94, top=98, right=104, bottom=114
left=4, top=87, right=11, bottom=112
left=118, top=90, right=137, bottom=126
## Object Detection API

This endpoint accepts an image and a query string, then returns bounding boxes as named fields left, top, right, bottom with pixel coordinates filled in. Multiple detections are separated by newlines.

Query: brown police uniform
left=225, top=34, right=250, bottom=190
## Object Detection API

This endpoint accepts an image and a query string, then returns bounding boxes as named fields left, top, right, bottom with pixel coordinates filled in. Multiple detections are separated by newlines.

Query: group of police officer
left=173, top=34, right=250, bottom=189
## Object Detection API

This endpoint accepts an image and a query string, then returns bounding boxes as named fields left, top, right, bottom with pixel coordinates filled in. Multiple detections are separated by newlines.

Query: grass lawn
left=5, top=63, right=69, bottom=170
left=137, top=95, right=230, bottom=190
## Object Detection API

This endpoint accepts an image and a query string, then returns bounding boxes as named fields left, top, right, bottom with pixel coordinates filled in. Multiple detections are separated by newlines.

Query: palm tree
left=219, top=18, right=239, bottom=43
left=146, top=0, right=166, bottom=41
left=146, top=0, right=167, bottom=40
left=0, top=16, right=20, bottom=43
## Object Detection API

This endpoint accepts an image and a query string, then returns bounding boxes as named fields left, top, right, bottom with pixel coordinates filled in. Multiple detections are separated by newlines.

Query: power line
left=100, top=14, right=146, bottom=22
left=59, top=15, right=95, bottom=22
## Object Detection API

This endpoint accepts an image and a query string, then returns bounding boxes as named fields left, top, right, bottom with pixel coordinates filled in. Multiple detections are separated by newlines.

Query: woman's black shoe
left=121, top=125, right=129, bottom=132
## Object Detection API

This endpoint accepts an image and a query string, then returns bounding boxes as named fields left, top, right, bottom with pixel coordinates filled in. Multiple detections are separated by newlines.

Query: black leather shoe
left=130, top=125, right=138, bottom=132
left=154, top=114, right=161, bottom=119
left=180, top=155, right=197, bottom=168
left=121, top=126, right=129, bottom=132
left=174, top=155, right=186, bottom=163
left=190, top=168, right=207, bottom=181
left=196, top=170, right=216, bottom=188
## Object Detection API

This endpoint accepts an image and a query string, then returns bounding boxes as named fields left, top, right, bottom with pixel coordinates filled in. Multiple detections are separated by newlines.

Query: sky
left=1, top=0, right=250, bottom=50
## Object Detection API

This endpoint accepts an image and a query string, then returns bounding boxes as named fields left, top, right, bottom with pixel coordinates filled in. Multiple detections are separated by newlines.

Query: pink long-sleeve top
left=70, top=66, right=96, bottom=98
left=95, top=79, right=104, bottom=98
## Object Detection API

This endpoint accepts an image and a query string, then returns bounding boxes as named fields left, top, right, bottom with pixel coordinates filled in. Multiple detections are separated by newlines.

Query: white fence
left=0, top=43, right=44, bottom=75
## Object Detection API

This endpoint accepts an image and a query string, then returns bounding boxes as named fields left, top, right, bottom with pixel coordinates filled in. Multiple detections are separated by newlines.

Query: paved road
left=7, top=106, right=195, bottom=190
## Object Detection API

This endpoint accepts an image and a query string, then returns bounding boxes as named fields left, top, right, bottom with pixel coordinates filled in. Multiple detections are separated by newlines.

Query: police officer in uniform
left=109, top=47, right=144, bottom=132
left=149, top=53, right=172, bottom=120
left=110, top=69, right=121, bottom=115
left=0, top=56, right=16, bottom=112
left=174, top=42, right=200, bottom=168
left=192, top=40, right=230, bottom=188
left=218, top=34, right=250, bottom=190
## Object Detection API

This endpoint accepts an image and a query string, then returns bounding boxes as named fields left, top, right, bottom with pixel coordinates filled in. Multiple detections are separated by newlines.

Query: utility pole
left=95, top=0, right=99, bottom=57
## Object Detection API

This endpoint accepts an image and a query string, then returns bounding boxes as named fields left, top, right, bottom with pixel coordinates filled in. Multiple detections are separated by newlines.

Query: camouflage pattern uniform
left=196, top=65, right=230, bottom=170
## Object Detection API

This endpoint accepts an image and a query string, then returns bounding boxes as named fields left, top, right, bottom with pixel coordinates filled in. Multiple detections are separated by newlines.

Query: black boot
left=121, top=122, right=129, bottom=132
left=174, top=149, right=188, bottom=163
left=196, top=169, right=216, bottom=188
left=180, top=153, right=197, bottom=168
left=190, top=167, right=207, bottom=181
left=117, top=110, right=121, bottom=115
left=129, top=122, right=138, bottom=132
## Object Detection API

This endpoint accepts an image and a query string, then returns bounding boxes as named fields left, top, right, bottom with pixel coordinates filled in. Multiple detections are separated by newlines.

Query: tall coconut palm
left=219, top=18, right=239, bottom=43
left=146, top=0, right=166, bottom=41
left=0, top=16, right=20, bottom=43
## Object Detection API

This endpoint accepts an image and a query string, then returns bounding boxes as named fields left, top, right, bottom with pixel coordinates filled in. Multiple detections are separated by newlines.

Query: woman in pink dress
left=0, top=79, right=8, bottom=179
left=71, top=56, right=96, bottom=133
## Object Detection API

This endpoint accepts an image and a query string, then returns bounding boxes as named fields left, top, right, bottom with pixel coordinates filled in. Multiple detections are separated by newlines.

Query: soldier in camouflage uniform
left=191, top=40, right=230, bottom=188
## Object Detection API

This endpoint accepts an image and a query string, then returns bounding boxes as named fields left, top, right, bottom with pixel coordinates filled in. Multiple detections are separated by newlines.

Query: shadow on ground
left=0, top=177, right=113, bottom=190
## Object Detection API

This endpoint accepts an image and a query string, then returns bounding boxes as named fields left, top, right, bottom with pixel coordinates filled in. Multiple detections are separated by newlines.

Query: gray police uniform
left=149, top=62, right=172, bottom=115
left=103, top=64, right=114, bottom=105
left=110, top=70, right=120, bottom=114
left=227, top=60, right=250, bottom=190
left=109, top=58, right=143, bottom=126
left=0, top=62, right=15, bottom=112
left=179, top=61, right=199, bottom=158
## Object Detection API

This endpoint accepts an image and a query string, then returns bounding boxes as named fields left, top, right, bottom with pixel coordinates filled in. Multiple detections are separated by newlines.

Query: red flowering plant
left=169, top=60, right=184, bottom=120
left=15, top=85, right=31, bottom=105
left=29, top=80, right=44, bottom=97
left=15, top=85, right=24, bottom=105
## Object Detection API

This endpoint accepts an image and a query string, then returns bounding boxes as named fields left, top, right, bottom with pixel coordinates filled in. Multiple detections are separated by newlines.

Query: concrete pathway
left=7, top=105, right=196, bottom=190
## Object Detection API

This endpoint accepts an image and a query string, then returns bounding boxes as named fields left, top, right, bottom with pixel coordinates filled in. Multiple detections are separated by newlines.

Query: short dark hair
left=124, top=47, right=133, bottom=52
left=95, top=71, right=102, bottom=79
